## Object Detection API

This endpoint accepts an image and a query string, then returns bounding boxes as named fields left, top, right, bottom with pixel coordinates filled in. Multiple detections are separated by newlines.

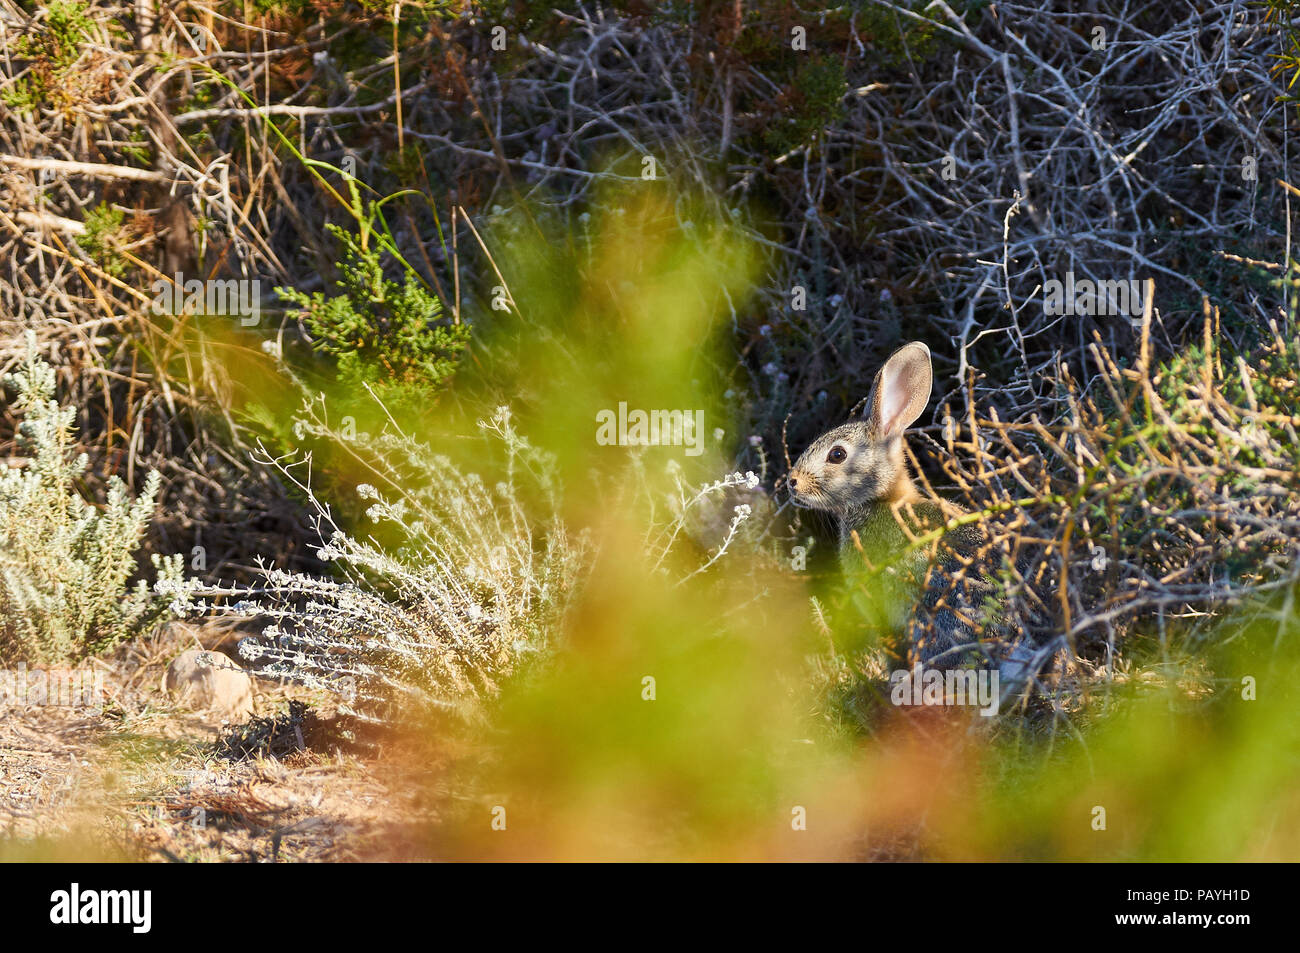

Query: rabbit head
left=787, top=342, right=933, bottom=519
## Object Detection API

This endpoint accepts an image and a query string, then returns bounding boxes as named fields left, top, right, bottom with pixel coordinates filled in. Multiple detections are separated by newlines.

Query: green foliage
left=79, top=202, right=128, bottom=278
left=0, top=335, right=194, bottom=665
left=247, top=0, right=316, bottom=15
left=968, top=610, right=1300, bottom=861
left=2, top=0, right=94, bottom=111
left=764, top=55, right=847, bottom=153
left=856, top=0, right=945, bottom=66
left=120, top=128, right=149, bottom=166
left=17, top=0, right=92, bottom=68
left=275, top=221, right=470, bottom=413
left=1152, top=332, right=1299, bottom=478
left=0, top=78, right=39, bottom=114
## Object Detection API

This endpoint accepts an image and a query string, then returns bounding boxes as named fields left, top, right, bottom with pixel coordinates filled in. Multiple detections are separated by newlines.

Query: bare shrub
left=917, top=296, right=1300, bottom=709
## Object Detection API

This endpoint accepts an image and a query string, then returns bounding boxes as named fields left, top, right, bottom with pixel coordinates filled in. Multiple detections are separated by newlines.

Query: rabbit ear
left=865, top=342, right=932, bottom=438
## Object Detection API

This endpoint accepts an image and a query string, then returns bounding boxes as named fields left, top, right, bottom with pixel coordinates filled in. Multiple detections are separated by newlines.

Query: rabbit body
left=788, top=343, right=1004, bottom=670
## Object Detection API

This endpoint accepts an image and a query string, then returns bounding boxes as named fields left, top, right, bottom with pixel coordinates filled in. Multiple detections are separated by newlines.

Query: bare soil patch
left=0, top=624, right=450, bottom=862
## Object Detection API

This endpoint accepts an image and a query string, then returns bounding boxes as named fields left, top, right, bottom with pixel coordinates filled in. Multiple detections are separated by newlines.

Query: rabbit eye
left=827, top=446, right=847, bottom=464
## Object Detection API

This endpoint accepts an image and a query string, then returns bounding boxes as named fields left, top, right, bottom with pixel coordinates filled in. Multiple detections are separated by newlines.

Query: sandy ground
left=0, top=623, right=449, bottom=862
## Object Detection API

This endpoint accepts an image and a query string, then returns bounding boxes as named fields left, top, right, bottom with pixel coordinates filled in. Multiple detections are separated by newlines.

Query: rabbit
left=788, top=342, right=1025, bottom=684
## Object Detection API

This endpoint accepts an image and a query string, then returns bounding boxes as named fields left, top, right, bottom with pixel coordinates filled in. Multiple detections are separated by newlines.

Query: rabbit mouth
left=789, top=489, right=825, bottom=510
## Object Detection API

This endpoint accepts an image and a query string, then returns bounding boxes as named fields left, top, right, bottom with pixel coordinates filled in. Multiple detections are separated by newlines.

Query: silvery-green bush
left=0, top=333, right=191, bottom=664
left=218, top=403, right=588, bottom=724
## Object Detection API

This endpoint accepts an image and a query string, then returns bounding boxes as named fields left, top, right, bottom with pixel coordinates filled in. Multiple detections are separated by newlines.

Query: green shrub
left=0, top=334, right=192, bottom=664
left=276, top=221, right=470, bottom=414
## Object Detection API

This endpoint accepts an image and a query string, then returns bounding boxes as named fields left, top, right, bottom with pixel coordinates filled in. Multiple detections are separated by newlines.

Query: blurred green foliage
left=411, top=185, right=1300, bottom=861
